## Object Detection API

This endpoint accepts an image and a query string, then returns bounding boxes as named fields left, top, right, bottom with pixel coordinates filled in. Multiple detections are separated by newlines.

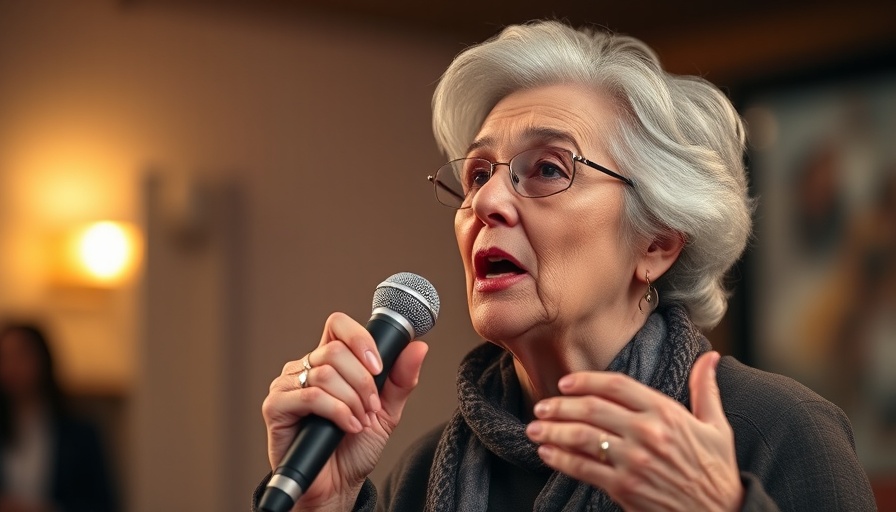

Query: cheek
left=535, top=202, right=628, bottom=291
left=453, top=213, right=464, bottom=249
left=535, top=240, right=596, bottom=305
left=454, top=214, right=475, bottom=278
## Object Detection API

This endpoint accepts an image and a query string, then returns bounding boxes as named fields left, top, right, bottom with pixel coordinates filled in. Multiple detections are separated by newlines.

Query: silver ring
left=298, top=368, right=309, bottom=389
left=598, top=433, right=610, bottom=463
left=302, top=354, right=313, bottom=371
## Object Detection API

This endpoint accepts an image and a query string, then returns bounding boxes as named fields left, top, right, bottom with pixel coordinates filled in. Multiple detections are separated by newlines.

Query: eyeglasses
left=427, top=146, right=634, bottom=209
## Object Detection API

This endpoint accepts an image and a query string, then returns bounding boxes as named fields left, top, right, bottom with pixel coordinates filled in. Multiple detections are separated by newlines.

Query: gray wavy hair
left=432, top=20, right=753, bottom=330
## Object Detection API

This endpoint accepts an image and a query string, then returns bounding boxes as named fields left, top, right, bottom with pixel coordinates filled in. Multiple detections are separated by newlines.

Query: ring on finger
left=302, top=353, right=313, bottom=371
left=598, top=433, right=611, bottom=464
left=297, top=353, right=314, bottom=389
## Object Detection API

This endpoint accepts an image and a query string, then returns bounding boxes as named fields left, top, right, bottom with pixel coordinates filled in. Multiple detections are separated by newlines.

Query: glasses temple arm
left=574, top=155, right=635, bottom=187
left=428, top=175, right=466, bottom=202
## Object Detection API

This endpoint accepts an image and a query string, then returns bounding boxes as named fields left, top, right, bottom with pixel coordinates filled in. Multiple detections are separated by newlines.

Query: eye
left=523, top=151, right=571, bottom=181
left=511, top=148, right=574, bottom=197
left=462, top=160, right=492, bottom=191
left=534, top=160, right=568, bottom=179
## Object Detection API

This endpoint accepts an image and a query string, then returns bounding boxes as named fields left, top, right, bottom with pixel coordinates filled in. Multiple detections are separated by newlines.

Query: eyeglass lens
left=434, top=147, right=575, bottom=208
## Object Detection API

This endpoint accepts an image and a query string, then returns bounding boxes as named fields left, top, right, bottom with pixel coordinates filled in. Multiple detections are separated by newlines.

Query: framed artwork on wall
left=734, top=50, right=896, bottom=480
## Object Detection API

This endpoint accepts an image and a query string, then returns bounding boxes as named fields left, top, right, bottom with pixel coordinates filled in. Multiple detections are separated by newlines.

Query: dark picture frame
left=729, top=47, right=896, bottom=481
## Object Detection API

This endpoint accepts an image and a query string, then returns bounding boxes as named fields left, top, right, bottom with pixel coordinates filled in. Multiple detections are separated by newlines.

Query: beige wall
left=0, top=1, right=478, bottom=510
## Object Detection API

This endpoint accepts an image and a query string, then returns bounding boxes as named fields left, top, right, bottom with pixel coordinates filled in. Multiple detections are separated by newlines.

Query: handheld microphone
left=258, top=272, right=440, bottom=512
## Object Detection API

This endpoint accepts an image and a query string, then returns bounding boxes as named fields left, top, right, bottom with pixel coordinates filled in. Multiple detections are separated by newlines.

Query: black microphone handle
left=258, top=312, right=412, bottom=512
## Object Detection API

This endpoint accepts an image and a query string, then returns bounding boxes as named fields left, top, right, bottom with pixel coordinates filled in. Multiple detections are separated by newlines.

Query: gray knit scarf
left=423, top=305, right=711, bottom=512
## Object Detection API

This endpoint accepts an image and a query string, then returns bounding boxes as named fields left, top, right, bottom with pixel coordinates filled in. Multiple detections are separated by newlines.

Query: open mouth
left=485, top=257, right=525, bottom=278
left=475, top=250, right=527, bottom=279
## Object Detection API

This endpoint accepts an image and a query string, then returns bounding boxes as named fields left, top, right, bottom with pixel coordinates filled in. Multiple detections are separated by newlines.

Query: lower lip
left=474, top=272, right=528, bottom=293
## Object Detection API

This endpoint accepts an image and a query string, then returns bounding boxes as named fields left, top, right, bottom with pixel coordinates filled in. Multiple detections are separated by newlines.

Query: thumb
left=689, top=351, right=726, bottom=427
left=378, top=340, right=429, bottom=422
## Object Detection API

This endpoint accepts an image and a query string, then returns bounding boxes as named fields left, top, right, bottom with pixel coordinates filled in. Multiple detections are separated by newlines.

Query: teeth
left=487, top=257, right=504, bottom=262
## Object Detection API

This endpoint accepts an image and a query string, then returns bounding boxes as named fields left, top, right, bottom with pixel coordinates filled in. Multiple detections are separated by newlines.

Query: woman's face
left=454, top=83, right=640, bottom=346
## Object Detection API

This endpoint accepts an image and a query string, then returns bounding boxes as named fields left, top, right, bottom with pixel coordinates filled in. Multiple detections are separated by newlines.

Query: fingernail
left=558, top=375, right=573, bottom=391
left=348, top=416, right=363, bottom=433
left=369, top=393, right=381, bottom=413
left=365, top=350, right=382, bottom=374
left=361, top=412, right=371, bottom=427
left=526, top=421, right=542, bottom=437
left=533, top=402, right=549, bottom=417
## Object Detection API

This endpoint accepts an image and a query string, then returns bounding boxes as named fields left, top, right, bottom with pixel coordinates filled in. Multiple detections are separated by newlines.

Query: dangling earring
left=639, top=270, right=659, bottom=313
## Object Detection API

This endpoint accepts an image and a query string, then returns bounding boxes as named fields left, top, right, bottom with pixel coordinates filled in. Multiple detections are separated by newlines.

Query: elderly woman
left=256, top=21, right=875, bottom=511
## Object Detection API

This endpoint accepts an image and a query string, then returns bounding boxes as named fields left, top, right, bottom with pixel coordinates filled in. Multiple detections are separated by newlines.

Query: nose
left=469, top=164, right=520, bottom=226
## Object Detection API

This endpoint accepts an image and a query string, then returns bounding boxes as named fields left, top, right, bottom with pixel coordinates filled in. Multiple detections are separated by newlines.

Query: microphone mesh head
left=372, top=272, right=440, bottom=336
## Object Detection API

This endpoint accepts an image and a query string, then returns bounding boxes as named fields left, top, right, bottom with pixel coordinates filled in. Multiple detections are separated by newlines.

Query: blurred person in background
left=0, top=323, right=117, bottom=512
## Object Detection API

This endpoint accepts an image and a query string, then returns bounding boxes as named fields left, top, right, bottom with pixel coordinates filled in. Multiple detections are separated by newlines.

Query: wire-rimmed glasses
left=427, top=146, right=634, bottom=209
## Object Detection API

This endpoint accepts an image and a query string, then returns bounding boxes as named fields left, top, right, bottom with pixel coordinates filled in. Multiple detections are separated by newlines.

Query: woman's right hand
left=262, top=312, right=429, bottom=511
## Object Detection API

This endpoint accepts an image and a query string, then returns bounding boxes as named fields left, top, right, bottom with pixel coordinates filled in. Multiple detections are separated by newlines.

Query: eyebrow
left=466, top=127, right=583, bottom=156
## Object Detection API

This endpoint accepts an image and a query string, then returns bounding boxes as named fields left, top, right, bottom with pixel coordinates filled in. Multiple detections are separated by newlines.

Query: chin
left=469, top=304, right=535, bottom=344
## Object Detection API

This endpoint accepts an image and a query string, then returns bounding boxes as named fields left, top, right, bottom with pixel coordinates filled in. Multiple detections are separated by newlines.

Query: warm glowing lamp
left=78, top=222, right=133, bottom=281
left=51, top=221, right=142, bottom=288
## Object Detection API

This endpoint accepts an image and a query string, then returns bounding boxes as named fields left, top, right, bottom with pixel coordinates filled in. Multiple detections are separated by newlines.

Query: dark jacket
left=367, top=356, right=876, bottom=511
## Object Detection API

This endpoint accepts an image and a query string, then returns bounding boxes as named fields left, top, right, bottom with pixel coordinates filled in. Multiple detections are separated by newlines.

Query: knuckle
left=268, top=373, right=293, bottom=393
left=316, top=364, right=337, bottom=382
left=652, top=424, right=672, bottom=446
left=326, top=340, right=347, bottom=357
left=616, top=473, right=644, bottom=501
left=581, top=396, right=602, bottom=417
left=298, top=385, right=324, bottom=404
left=629, top=448, right=653, bottom=470
left=569, top=425, right=590, bottom=447
left=604, top=374, right=628, bottom=394
left=631, top=420, right=650, bottom=439
left=634, top=421, right=668, bottom=446
left=345, top=329, right=376, bottom=354
left=652, top=437, right=674, bottom=460
left=346, top=330, right=372, bottom=349
left=340, top=400, right=356, bottom=416
left=261, top=395, right=277, bottom=420
left=325, top=311, right=348, bottom=325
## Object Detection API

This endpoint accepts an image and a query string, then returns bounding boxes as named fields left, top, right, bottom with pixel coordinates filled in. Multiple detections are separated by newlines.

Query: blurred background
left=0, top=0, right=893, bottom=510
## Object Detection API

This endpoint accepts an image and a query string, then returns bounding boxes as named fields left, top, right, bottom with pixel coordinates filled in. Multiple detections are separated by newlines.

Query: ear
left=635, top=230, right=685, bottom=283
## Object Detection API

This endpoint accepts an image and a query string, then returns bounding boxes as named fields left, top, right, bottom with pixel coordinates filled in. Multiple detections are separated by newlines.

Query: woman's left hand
left=525, top=351, right=743, bottom=511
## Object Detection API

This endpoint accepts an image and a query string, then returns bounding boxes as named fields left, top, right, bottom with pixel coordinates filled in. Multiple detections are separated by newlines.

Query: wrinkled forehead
left=466, top=126, right=584, bottom=158
left=466, top=84, right=620, bottom=158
